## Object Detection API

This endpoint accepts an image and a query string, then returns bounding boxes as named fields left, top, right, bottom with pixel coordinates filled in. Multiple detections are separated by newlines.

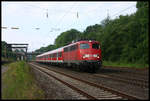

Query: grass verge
left=2, top=61, right=45, bottom=99
left=103, top=61, right=149, bottom=69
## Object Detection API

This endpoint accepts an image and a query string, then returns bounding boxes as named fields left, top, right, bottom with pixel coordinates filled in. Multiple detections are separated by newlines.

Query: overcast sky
left=2, top=1, right=137, bottom=52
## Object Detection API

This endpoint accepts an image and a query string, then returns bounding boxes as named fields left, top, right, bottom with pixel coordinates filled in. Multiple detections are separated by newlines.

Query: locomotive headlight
left=93, top=54, right=99, bottom=58
left=93, top=54, right=98, bottom=57
left=83, top=54, right=90, bottom=58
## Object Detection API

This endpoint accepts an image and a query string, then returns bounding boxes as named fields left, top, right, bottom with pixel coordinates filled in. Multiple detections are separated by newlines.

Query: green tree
left=54, top=29, right=82, bottom=48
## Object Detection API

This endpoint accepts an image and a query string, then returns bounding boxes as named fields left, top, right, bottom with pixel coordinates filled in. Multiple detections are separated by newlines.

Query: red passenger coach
left=36, top=47, right=63, bottom=64
left=36, top=39, right=102, bottom=72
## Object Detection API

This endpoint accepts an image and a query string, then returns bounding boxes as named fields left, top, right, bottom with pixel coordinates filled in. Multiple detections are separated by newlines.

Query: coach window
left=72, top=45, right=76, bottom=51
left=70, top=45, right=73, bottom=51
left=64, top=47, right=68, bottom=52
left=80, top=43, right=90, bottom=49
left=57, top=53, right=59, bottom=57
left=68, top=46, right=71, bottom=52
left=54, top=53, right=57, bottom=58
left=58, top=52, right=62, bottom=57
left=58, top=52, right=60, bottom=57
left=60, top=52, right=62, bottom=57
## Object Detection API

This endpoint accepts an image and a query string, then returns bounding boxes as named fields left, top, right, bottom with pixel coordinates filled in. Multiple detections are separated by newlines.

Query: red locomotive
left=36, top=39, right=102, bottom=72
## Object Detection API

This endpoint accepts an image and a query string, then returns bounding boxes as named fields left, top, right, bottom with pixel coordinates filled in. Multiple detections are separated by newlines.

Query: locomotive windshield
left=80, top=43, right=90, bottom=49
left=92, top=43, right=100, bottom=49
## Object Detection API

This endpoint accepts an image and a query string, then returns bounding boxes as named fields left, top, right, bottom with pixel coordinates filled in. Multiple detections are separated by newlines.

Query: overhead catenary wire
left=111, top=4, right=136, bottom=17
left=89, top=4, right=136, bottom=25
left=112, top=4, right=148, bottom=18
left=2, top=3, right=137, bottom=31
left=24, top=4, right=49, bottom=19
left=24, top=4, right=48, bottom=10
left=51, top=2, right=77, bottom=32
left=63, top=4, right=136, bottom=32
left=58, top=3, right=86, bottom=32
left=26, top=2, right=77, bottom=32
left=2, top=4, right=49, bottom=30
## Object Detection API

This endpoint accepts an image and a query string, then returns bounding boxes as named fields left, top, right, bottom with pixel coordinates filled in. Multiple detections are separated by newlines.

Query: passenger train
left=36, top=39, right=102, bottom=72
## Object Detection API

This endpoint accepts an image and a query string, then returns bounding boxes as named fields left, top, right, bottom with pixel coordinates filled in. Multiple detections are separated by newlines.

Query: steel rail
left=103, top=66, right=149, bottom=74
left=94, top=74, right=148, bottom=88
left=30, top=62, right=140, bottom=100
left=106, top=74, right=149, bottom=83
left=30, top=63, right=96, bottom=100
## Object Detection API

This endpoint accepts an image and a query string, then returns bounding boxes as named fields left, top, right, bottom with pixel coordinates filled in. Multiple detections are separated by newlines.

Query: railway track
left=29, top=63, right=140, bottom=100
left=94, top=73, right=149, bottom=88
left=110, top=72, right=149, bottom=80
left=102, top=66, right=149, bottom=77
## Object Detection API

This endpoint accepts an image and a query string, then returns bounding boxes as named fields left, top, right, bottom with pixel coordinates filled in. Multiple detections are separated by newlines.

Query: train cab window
left=92, top=43, right=100, bottom=49
left=80, top=43, right=90, bottom=49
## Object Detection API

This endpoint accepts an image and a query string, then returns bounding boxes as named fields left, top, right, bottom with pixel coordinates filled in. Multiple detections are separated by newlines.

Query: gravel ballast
left=30, top=64, right=87, bottom=99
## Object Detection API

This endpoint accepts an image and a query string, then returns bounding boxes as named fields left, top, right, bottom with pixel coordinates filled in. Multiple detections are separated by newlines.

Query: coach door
left=56, top=52, right=58, bottom=62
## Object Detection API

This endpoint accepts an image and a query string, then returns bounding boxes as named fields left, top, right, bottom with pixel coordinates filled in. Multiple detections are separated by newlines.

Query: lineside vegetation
left=2, top=61, right=45, bottom=99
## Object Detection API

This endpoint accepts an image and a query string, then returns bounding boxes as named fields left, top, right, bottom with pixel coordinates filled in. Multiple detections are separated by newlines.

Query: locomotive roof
left=64, top=40, right=99, bottom=47
left=36, top=40, right=99, bottom=57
